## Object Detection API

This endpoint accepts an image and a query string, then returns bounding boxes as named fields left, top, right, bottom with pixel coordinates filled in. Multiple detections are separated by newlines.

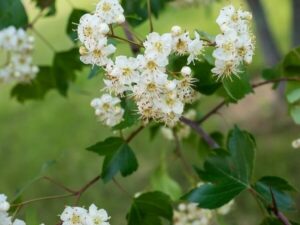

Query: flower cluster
left=60, top=205, right=110, bottom=225
left=0, top=26, right=39, bottom=83
left=78, top=0, right=125, bottom=67
left=0, top=194, right=26, bottom=225
left=173, top=201, right=234, bottom=225
left=79, top=1, right=254, bottom=127
left=212, top=5, right=255, bottom=79
left=173, top=203, right=213, bottom=225
left=90, top=94, right=124, bottom=127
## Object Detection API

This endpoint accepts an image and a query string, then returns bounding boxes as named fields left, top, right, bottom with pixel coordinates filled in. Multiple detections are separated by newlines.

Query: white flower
left=0, top=194, right=10, bottom=212
left=144, top=32, right=172, bottom=57
left=172, top=31, right=191, bottom=55
left=173, top=203, right=213, bottom=225
left=12, top=219, right=26, bottom=225
left=95, top=0, right=124, bottom=24
left=292, top=139, right=300, bottom=149
left=212, top=5, right=255, bottom=79
left=213, top=29, right=238, bottom=61
left=91, top=94, right=124, bottom=127
left=0, top=212, right=11, bottom=225
left=110, top=56, right=140, bottom=86
left=171, top=26, right=183, bottom=36
left=87, top=204, right=110, bottom=225
left=187, top=32, right=204, bottom=64
left=60, top=206, right=88, bottom=225
left=0, top=27, right=38, bottom=84
left=80, top=40, right=116, bottom=67
left=77, top=13, right=108, bottom=51
left=211, top=59, right=240, bottom=80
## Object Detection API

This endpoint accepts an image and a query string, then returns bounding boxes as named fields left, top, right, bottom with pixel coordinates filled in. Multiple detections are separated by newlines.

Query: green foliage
left=67, top=9, right=88, bottom=43
left=127, top=191, right=173, bottom=225
left=183, top=126, right=256, bottom=208
left=86, top=137, right=138, bottom=182
left=113, top=98, right=139, bottom=130
left=168, top=55, right=221, bottom=95
left=282, top=47, right=300, bottom=77
left=223, top=71, right=253, bottom=102
left=151, top=160, right=182, bottom=200
left=31, top=0, right=56, bottom=17
left=0, top=0, right=28, bottom=29
left=11, top=48, right=83, bottom=102
left=122, top=0, right=173, bottom=26
left=88, top=66, right=104, bottom=79
left=254, top=176, right=296, bottom=211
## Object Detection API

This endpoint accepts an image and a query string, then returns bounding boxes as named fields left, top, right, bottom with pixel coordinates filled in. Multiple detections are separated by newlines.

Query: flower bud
left=116, top=14, right=125, bottom=24
left=181, top=66, right=192, bottom=76
left=99, top=23, right=110, bottom=34
left=171, top=26, right=182, bottom=36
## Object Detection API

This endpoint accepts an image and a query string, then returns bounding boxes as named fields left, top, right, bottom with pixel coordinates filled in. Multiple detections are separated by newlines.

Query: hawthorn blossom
left=90, top=94, right=124, bottom=127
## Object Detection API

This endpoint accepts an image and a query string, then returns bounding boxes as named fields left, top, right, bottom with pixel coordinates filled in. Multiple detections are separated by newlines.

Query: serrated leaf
left=282, top=47, right=300, bottom=77
left=122, top=0, right=172, bottom=27
left=87, top=137, right=138, bottom=182
left=223, top=72, right=253, bottom=102
left=53, top=48, right=83, bottom=96
left=113, top=98, right=139, bottom=130
left=127, top=191, right=173, bottom=225
left=151, top=162, right=182, bottom=200
left=183, top=127, right=255, bottom=209
left=254, top=176, right=296, bottom=211
left=67, top=9, right=88, bottom=43
left=11, top=67, right=55, bottom=103
left=0, top=0, right=28, bottom=29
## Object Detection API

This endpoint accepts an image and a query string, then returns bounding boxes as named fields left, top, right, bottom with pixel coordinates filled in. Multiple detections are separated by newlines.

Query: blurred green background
left=0, top=0, right=299, bottom=224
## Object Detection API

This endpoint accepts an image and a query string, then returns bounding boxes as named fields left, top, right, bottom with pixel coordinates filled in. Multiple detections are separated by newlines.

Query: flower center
left=122, top=67, right=132, bottom=76
left=102, top=3, right=111, bottom=12
left=71, top=214, right=81, bottom=224
left=83, top=26, right=93, bottom=37
left=147, top=61, right=157, bottom=70
left=154, top=42, right=163, bottom=52
left=93, top=49, right=103, bottom=58
left=147, top=82, right=157, bottom=92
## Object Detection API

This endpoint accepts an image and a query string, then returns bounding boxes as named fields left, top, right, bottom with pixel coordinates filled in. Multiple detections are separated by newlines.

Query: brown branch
left=108, top=34, right=144, bottom=48
left=112, top=178, right=132, bottom=198
left=126, top=125, right=144, bottom=143
left=197, top=77, right=300, bottom=124
left=43, top=176, right=76, bottom=194
left=180, top=117, right=219, bottom=149
left=121, top=21, right=142, bottom=55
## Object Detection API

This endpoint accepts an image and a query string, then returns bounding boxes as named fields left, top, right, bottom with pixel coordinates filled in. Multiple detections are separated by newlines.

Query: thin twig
left=121, top=21, right=142, bottom=54
left=180, top=117, right=219, bottom=149
left=126, top=125, right=144, bottom=143
left=112, top=178, right=133, bottom=199
left=173, top=131, right=198, bottom=182
left=10, top=193, right=74, bottom=207
left=74, top=175, right=101, bottom=204
left=197, top=77, right=300, bottom=124
left=43, top=176, right=76, bottom=194
left=108, top=34, right=144, bottom=48
left=147, top=0, right=154, bottom=32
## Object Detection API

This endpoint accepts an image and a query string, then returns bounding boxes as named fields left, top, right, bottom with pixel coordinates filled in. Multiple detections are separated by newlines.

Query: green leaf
left=151, top=162, right=182, bottom=200
left=11, top=67, right=55, bottom=103
left=127, top=191, right=173, bottom=225
left=32, top=0, right=56, bottom=17
left=192, top=61, right=221, bottom=95
left=122, top=0, right=172, bottom=27
left=223, top=72, right=253, bottom=102
left=67, top=9, right=88, bottom=43
left=87, top=137, right=138, bottom=182
left=53, top=48, right=83, bottom=96
left=286, top=88, right=300, bottom=104
left=0, top=0, right=28, bottom=29
left=183, top=127, right=256, bottom=209
left=254, top=176, right=296, bottom=211
left=113, top=98, right=139, bottom=130
left=88, top=66, right=104, bottom=79
left=290, top=106, right=300, bottom=125
left=282, top=47, right=300, bottom=77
